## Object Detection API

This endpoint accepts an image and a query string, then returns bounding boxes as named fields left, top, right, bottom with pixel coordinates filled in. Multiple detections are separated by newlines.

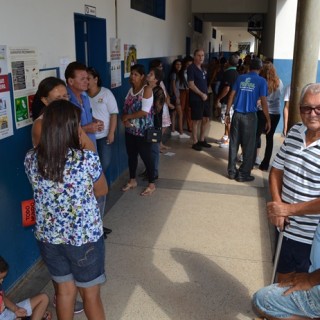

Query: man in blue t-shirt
left=225, top=58, right=270, bottom=182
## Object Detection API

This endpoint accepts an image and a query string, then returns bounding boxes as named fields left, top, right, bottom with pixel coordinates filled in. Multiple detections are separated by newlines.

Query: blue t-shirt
left=67, top=87, right=96, bottom=145
left=232, top=72, right=268, bottom=113
left=187, top=63, right=208, bottom=101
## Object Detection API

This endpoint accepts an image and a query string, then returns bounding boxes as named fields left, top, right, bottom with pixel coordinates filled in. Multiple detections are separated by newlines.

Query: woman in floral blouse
left=24, top=100, right=108, bottom=320
left=121, top=64, right=156, bottom=196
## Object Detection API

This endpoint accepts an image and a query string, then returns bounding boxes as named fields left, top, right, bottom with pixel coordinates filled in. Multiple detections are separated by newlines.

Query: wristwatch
left=225, top=113, right=230, bottom=116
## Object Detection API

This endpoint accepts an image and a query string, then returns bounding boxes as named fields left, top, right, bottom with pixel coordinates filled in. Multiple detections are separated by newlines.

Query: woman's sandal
left=140, top=187, right=156, bottom=196
left=122, top=182, right=137, bottom=192
left=43, top=311, right=51, bottom=320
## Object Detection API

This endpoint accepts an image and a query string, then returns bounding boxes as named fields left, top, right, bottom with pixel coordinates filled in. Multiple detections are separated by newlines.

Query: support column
left=288, top=0, right=320, bottom=128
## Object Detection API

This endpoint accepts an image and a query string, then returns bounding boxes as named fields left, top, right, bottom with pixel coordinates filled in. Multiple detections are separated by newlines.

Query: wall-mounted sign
left=85, top=5, right=96, bottom=16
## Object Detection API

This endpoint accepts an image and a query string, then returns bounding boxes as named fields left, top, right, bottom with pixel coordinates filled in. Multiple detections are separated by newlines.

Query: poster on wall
left=110, top=38, right=121, bottom=88
left=0, top=45, right=14, bottom=140
left=9, top=47, right=39, bottom=129
left=124, top=44, right=137, bottom=78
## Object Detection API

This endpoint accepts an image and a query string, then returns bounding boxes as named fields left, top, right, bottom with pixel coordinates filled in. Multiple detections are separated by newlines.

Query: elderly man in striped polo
left=253, top=83, right=320, bottom=320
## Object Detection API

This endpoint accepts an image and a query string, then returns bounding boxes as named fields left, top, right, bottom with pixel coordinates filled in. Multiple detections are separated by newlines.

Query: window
left=194, top=16, right=203, bottom=33
left=131, top=0, right=166, bottom=20
left=212, top=28, right=216, bottom=39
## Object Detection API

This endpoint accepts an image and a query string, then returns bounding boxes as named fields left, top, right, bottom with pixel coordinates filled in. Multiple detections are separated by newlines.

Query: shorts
left=253, top=283, right=320, bottom=319
left=38, top=236, right=106, bottom=288
left=277, top=236, right=311, bottom=274
left=190, top=99, right=211, bottom=120
left=0, top=299, right=31, bottom=320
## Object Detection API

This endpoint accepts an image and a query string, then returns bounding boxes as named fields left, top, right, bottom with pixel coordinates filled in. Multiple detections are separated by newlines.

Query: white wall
left=217, top=27, right=255, bottom=53
left=274, top=0, right=297, bottom=59
left=0, top=0, right=192, bottom=70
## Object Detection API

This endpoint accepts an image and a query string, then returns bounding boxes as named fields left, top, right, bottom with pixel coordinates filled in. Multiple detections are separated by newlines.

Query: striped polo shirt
left=272, top=122, right=320, bottom=244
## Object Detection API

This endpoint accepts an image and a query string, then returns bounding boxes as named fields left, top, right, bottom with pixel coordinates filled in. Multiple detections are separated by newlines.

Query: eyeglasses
left=300, top=105, right=320, bottom=115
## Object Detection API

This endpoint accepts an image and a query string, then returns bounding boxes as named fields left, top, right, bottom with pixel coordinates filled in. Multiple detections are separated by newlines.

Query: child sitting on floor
left=0, top=256, right=51, bottom=320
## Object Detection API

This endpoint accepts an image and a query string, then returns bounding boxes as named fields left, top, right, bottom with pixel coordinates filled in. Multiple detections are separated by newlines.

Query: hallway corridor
left=37, top=121, right=279, bottom=319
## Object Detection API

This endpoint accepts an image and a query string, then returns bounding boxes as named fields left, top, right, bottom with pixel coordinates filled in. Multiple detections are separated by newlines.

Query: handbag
left=144, top=110, right=162, bottom=143
left=144, top=127, right=162, bottom=143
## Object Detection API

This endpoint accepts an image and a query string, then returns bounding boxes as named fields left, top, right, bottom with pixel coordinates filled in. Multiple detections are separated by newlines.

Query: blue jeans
left=152, top=142, right=160, bottom=177
left=253, top=283, right=320, bottom=319
left=96, top=137, right=112, bottom=218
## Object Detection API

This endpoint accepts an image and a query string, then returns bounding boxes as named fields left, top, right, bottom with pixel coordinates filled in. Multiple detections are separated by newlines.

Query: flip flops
left=140, top=187, right=156, bottom=196
left=122, top=181, right=137, bottom=192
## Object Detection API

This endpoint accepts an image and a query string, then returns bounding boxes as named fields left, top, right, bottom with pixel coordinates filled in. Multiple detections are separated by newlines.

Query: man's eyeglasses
left=300, top=105, right=320, bottom=115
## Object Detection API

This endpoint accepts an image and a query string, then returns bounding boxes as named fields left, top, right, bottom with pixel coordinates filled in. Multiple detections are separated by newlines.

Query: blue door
left=74, top=13, right=108, bottom=86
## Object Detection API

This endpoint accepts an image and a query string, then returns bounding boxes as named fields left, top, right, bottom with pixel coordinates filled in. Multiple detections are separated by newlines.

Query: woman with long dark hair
left=121, top=64, right=156, bottom=196
left=25, top=100, right=108, bottom=320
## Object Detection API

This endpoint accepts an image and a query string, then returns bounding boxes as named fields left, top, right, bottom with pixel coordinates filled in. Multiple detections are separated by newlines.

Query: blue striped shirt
left=272, top=122, right=320, bottom=244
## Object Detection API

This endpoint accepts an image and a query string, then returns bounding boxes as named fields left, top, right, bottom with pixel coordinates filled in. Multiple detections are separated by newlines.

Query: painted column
left=289, top=0, right=320, bottom=128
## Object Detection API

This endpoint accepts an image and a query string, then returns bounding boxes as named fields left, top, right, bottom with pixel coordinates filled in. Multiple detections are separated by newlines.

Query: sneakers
left=171, top=131, right=180, bottom=136
left=53, top=296, right=84, bottom=314
left=179, top=133, right=190, bottom=139
left=192, top=142, right=202, bottom=151
left=74, top=300, right=84, bottom=314
left=255, top=157, right=261, bottom=166
left=198, top=140, right=211, bottom=148
left=219, top=135, right=229, bottom=148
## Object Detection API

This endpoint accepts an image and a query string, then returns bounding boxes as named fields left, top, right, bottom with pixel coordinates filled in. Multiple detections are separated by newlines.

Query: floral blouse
left=24, top=148, right=103, bottom=246
left=123, top=86, right=153, bottom=137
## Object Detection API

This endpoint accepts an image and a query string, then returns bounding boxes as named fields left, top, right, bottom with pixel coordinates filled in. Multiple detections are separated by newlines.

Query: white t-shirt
left=89, top=87, right=119, bottom=139
left=284, top=84, right=291, bottom=102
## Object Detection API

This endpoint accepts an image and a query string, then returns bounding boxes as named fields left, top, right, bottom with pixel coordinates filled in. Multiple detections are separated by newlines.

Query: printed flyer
left=9, top=47, right=39, bottom=129
left=0, top=45, right=14, bottom=140
left=110, top=38, right=121, bottom=88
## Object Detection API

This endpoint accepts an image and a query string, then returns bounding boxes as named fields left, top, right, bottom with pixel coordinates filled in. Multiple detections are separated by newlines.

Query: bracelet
left=225, top=113, right=230, bottom=116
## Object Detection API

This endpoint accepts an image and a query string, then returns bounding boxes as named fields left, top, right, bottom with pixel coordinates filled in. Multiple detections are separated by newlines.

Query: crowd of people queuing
left=4, top=47, right=320, bottom=319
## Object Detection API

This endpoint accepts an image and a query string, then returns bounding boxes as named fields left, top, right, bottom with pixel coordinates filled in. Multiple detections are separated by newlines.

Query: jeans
left=253, top=283, right=320, bottom=319
left=228, top=112, right=257, bottom=177
left=256, top=112, right=281, bottom=169
left=125, top=132, right=156, bottom=183
left=96, top=137, right=112, bottom=218
left=152, top=142, right=160, bottom=177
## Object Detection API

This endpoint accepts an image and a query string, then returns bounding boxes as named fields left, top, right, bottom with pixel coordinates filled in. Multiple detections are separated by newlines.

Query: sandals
left=43, top=311, right=51, bottom=320
left=122, top=181, right=137, bottom=192
left=140, top=186, right=156, bottom=196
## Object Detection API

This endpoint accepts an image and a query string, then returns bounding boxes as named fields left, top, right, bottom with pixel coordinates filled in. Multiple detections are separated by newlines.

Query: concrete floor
left=37, top=121, right=281, bottom=319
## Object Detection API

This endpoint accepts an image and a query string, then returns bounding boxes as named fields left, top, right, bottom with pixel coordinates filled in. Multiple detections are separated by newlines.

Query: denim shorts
left=0, top=299, right=31, bottom=320
left=38, top=236, right=106, bottom=288
left=253, top=283, right=320, bottom=318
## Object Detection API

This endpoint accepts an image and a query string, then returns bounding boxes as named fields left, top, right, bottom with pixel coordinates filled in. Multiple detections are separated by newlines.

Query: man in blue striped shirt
left=253, top=83, right=320, bottom=319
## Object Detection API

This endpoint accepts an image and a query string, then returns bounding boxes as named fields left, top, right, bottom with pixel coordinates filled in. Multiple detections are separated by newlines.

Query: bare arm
left=260, top=96, right=271, bottom=134
left=79, top=127, right=96, bottom=151
left=107, top=114, right=117, bottom=144
left=3, top=296, right=27, bottom=317
left=216, top=86, right=230, bottom=102
left=283, top=101, right=289, bottom=136
left=225, top=90, right=236, bottom=124
left=188, top=80, right=207, bottom=101
left=93, top=173, right=108, bottom=198
left=267, top=167, right=320, bottom=228
left=32, top=118, right=42, bottom=147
